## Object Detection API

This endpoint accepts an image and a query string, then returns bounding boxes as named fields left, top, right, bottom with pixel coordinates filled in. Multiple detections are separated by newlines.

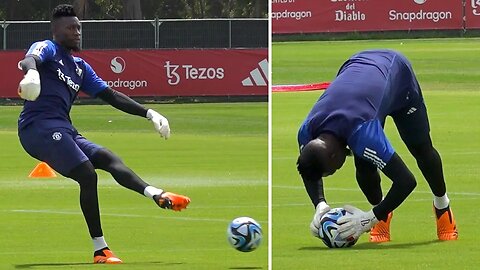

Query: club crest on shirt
left=52, top=132, right=62, bottom=141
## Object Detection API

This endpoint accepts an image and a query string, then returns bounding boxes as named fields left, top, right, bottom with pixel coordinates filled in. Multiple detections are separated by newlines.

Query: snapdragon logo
left=106, top=56, right=147, bottom=90
left=389, top=0, right=451, bottom=23
left=110, top=57, right=126, bottom=74
left=164, top=61, right=225, bottom=86
left=473, top=0, right=480, bottom=16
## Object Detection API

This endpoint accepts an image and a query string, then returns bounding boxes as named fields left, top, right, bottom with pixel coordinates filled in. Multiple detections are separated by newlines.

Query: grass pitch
left=0, top=102, right=267, bottom=269
left=272, top=39, right=480, bottom=269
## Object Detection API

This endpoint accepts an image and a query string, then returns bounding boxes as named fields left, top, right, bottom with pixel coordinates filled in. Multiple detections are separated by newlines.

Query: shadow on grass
left=299, top=239, right=440, bottom=251
left=15, top=261, right=183, bottom=268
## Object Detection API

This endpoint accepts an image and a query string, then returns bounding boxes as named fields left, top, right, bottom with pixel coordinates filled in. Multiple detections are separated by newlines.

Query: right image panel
left=271, top=0, right=479, bottom=268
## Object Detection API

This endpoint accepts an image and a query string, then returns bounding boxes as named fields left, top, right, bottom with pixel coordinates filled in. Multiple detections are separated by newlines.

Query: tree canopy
left=1, top=0, right=267, bottom=20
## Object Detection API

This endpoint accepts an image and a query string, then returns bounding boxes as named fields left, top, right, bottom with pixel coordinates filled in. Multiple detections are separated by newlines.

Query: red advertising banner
left=272, top=0, right=463, bottom=34
left=0, top=49, right=268, bottom=98
left=466, top=0, right=480, bottom=29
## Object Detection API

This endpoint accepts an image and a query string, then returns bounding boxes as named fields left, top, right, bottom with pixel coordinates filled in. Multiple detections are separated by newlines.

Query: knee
left=92, top=149, right=124, bottom=171
left=404, top=172, right=417, bottom=193
left=68, top=162, right=98, bottom=188
left=408, top=141, right=435, bottom=159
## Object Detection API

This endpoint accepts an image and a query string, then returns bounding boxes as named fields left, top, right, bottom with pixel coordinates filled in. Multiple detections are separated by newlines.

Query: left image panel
left=0, top=1, right=268, bottom=269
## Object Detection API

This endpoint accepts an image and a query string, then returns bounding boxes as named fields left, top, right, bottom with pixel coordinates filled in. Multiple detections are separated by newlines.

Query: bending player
left=296, top=49, right=458, bottom=243
left=17, top=4, right=190, bottom=264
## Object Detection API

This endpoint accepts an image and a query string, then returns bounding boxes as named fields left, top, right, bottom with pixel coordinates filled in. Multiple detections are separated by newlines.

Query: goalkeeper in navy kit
left=17, top=4, right=190, bottom=264
left=297, top=49, right=458, bottom=243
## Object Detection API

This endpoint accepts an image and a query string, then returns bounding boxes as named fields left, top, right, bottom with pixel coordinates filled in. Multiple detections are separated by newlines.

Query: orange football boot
left=93, top=249, right=122, bottom=264
left=434, top=205, right=458, bottom=241
left=370, top=212, right=393, bottom=243
left=156, top=192, right=191, bottom=211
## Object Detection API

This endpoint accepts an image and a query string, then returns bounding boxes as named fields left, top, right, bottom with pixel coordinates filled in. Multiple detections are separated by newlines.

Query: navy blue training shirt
left=18, top=40, right=108, bottom=129
left=298, top=50, right=420, bottom=169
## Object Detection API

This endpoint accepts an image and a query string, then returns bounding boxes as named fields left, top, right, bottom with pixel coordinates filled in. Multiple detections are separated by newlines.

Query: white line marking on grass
left=272, top=197, right=479, bottom=207
left=273, top=186, right=480, bottom=196
left=7, top=209, right=268, bottom=224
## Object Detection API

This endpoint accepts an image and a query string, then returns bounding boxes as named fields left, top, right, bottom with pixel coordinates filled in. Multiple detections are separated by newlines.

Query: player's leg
left=75, top=136, right=190, bottom=211
left=354, top=156, right=392, bottom=242
left=18, top=125, right=122, bottom=263
left=66, top=161, right=120, bottom=264
left=392, top=94, right=458, bottom=240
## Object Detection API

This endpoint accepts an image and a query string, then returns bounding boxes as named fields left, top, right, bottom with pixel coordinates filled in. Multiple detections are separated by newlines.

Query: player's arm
left=96, top=87, right=170, bottom=139
left=81, top=59, right=170, bottom=139
left=17, top=55, right=42, bottom=101
left=338, top=153, right=417, bottom=240
left=297, top=159, right=331, bottom=238
left=19, top=55, right=40, bottom=73
left=97, top=87, right=147, bottom=117
left=374, top=153, right=417, bottom=219
left=337, top=120, right=417, bottom=239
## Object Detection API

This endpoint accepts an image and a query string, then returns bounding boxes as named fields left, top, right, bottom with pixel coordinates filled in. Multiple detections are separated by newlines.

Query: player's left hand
left=337, top=205, right=378, bottom=240
left=146, top=109, right=170, bottom=139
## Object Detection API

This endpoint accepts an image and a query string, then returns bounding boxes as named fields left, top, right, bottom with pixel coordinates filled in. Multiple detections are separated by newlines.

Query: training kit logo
left=52, top=132, right=62, bottom=141
left=241, top=59, right=268, bottom=87
left=106, top=57, right=147, bottom=90
left=164, top=61, right=225, bottom=86
left=110, top=57, right=126, bottom=74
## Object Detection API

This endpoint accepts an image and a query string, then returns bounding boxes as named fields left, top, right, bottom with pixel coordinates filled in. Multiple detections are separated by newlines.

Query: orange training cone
left=28, top=162, right=57, bottom=178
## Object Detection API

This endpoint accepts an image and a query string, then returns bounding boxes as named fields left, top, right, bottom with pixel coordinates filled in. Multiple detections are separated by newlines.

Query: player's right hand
left=18, top=69, right=41, bottom=101
left=310, top=201, right=331, bottom=237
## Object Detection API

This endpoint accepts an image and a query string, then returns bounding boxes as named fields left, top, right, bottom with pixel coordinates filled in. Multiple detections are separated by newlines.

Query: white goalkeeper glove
left=146, top=109, right=170, bottom=139
left=337, top=205, right=378, bottom=240
left=309, top=201, right=331, bottom=238
left=18, top=69, right=41, bottom=101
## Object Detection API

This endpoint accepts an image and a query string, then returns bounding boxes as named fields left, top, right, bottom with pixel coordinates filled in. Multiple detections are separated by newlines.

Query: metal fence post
left=2, top=20, right=8, bottom=50
left=155, top=17, right=159, bottom=49
left=228, top=19, right=232, bottom=49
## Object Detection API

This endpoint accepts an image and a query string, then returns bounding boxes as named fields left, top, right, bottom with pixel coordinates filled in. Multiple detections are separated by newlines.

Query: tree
left=122, top=0, right=141, bottom=19
left=0, top=0, right=267, bottom=20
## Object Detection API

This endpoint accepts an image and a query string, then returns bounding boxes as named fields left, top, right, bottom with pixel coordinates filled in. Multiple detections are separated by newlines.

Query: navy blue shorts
left=18, top=121, right=103, bottom=177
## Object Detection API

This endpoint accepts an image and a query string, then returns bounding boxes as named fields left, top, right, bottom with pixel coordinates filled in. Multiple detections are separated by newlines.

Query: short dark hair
left=51, top=4, right=77, bottom=21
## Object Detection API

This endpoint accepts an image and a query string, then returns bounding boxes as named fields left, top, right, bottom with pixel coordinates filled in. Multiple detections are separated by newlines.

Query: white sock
left=92, top=236, right=108, bottom=252
left=433, top=194, right=450, bottom=209
left=143, top=186, right=164, bottom=199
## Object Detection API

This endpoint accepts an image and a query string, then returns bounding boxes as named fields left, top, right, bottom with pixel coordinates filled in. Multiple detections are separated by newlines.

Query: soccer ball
left=318, top=208, right=358, bottom=248
left=227, top=217, right=262, bottom=252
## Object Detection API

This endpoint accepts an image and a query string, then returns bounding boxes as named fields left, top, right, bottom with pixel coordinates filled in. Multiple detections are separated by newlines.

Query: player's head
left=297, top=134, right=350, bottom=179
left=51, top=4, right=81, bottom=52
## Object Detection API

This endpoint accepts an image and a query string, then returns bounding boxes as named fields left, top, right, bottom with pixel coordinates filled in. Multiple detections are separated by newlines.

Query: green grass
left=272, top=39, right=480, bottom=269
left=272, top=38, right=480, bottom=92
left=0, top=103, right=267, bottom=269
